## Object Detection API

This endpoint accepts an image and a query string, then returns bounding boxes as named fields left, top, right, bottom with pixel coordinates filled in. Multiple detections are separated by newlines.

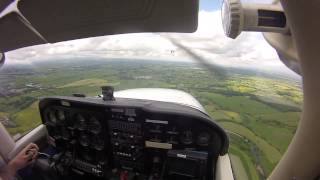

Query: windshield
left=0, top=0, right=301, bottom=179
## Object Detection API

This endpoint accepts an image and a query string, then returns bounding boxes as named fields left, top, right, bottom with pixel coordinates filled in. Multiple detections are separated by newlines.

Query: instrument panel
left=40, top=96, right=228, bottom=180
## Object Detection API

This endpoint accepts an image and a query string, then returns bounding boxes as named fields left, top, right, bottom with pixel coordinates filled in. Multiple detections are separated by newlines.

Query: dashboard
left=39, top=95, right=228, bottom=180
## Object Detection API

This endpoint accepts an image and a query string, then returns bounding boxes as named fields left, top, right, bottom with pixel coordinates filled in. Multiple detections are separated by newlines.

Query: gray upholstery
left=0, top=12, right=45, bottom=52
left=0, top=0, right=12, bottom=12
left=0, top=0, right=199, bottom=52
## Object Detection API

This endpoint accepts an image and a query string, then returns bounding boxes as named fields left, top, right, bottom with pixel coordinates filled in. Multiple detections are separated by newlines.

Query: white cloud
left=5, top=9, right=293, bottom=75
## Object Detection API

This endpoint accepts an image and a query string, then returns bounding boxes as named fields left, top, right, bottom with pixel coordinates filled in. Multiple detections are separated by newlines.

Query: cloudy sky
left=4, top=0, right=297, bottom=76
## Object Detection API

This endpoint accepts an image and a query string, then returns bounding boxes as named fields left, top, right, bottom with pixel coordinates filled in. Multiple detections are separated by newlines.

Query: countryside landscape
left=0, top=58, right=302, bottom=179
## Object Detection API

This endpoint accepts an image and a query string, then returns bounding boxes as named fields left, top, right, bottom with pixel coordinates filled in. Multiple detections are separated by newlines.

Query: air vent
left=258, top=10, right=286, bottom=28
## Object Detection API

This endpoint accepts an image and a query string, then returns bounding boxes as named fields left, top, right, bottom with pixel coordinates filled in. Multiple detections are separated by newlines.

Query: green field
left=221, top=122, right=281, bottom=163
left=59, top=78, right=109, bottom=88
left=6, top=101, right=41, bottom=136
left=0, top=59, right=302, bottom=179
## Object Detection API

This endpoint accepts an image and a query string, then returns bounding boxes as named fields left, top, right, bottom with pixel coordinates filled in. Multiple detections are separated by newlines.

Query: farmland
left=0, top=58, right=302, bottom=179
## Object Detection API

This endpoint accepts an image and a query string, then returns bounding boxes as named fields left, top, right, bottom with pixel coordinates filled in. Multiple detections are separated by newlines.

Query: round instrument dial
left=180, top=130, right=193, bottom=145
left=88, top=117, right=101, bottom=134
left=76, top=114, right=87, bottom=131
left=57, top=110, right=66, bottom=122
left=79, top=133, right=90, bottom=147
left=48, top=110, right=57, bottom=124
left=197, top=132, right=211, bottom=146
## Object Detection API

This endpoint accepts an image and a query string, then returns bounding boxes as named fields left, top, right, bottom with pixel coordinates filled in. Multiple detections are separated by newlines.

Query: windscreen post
left=0, top=52, right=5, bottom=69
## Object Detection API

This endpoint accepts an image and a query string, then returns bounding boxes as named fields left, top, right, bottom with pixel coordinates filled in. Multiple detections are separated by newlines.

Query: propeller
left=164, top=36, right=226, bottom=79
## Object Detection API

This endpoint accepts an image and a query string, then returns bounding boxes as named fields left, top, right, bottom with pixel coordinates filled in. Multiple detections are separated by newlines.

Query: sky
left=3, top=0, right=298, bottom=76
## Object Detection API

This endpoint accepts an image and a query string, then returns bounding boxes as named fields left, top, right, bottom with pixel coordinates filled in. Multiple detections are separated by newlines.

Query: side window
left=0, top=98, right=41, bottom=140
